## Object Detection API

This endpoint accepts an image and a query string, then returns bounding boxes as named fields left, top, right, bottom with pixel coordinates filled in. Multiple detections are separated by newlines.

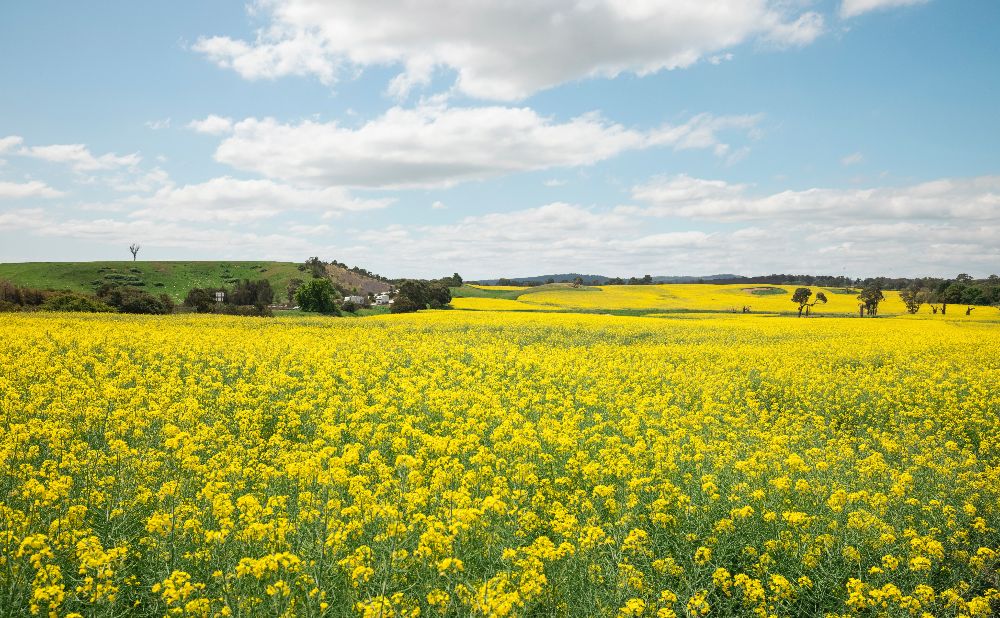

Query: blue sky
left=1, top=0, right=997, bottom=278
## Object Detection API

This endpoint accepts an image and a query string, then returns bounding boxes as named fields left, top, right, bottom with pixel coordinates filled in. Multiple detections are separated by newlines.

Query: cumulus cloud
left=0, top=180, right=65, bottom=199
left=841, top=0, right=930, bottom=19
left=188, top=115, right=234, bottom=135
left=630, top=174, right=1000, bottom=221
left=0, top=135, right=24, bottom=154
left=211, top=106, right=760, bottom=189
left=19, top=143, right=141, bottom=172
left=127, top=176, right=392, bottom=223
left=194, top=0, right=825, bottom=100
left=762, top=12, right=826, bottom=48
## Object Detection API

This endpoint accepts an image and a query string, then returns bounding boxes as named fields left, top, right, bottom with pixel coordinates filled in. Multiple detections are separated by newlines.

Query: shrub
left=183, top=288, right=219, bottom=313
left=98, top=285, right=174, bottom=314
left=42, top=293, right=115, bottom=313
left=0, top=279, right=47, bottom=306
left=211, top=304, right=273, bottom=317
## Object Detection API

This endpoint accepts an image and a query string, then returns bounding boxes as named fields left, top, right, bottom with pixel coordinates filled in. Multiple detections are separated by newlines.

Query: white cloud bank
left=128, top=176, right=392, bottom=222
left=0, top=180, right=64, bottom=199
left=20, top=143, right=141, bottom=172
left=4, top=173, right=997, bottom=278
left=212, top=106, right=761, bottom=189
left=630, top=174, right=1000, bottom=221
left=343, top=172, right=1000, bottom=278
left=194, top=0, right=824, bottom=100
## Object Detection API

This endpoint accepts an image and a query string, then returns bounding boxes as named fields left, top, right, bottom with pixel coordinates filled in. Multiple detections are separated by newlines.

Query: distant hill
left=473, top=273, right=742, bottom=285
left=0, top=260, right=390, bottom=302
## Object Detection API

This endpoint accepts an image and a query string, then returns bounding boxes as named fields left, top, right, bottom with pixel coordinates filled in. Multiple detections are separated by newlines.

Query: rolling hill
left=0, top=261, right=390, bottom=302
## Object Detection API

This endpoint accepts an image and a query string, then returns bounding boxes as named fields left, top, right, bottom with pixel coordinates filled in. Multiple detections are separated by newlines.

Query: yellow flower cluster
left=469, top=282, right=999, bottom=318
left=1, top=310, right=998, bottom=617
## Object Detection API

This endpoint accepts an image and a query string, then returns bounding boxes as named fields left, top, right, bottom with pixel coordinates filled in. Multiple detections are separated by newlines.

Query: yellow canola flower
left=0, top=310, right=998, bottom=616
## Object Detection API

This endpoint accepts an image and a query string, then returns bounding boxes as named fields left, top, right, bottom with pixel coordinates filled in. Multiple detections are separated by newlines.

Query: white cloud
left=349, top=202, right=723, bottom=277
left=194, top=0, right=826, bottom=100
left=631, top=174, right=1000, bottom=221
left=841, top=0, right=930, bottom=19
left=211, top=106, right=760, bottom=189
left=107, top=167, right=173, bottom=193
left=22, top=215, right=319, bottom=256
left=623, top=231, right=712, bottom=249
left=342, top=191, right=999, bottom=279
left=127, top=176, right=392, bottom=223
left=0, top=135, right=24, bottom=154
left=194, top=30, right=337, bottom=85
left=544, top=179, right=567, bottom=187
left=763, top=12, right=826, bottom=48
left=145, top=118, right=171, bottom=130
left=431, top=200, right=446, bottom=210
left=19, top=143, right=141, bottom=172
left=0, top=180, right=65, bottom=199
left=187, top=115, right=234, bottom=135
left=841, top=152, right=864, bottom=166
left=0, top=208, right=50, bottom=229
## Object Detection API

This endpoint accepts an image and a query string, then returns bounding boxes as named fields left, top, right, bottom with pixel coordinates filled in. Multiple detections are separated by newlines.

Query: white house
left=343, top=295, right=368, bottom=306
left=374, top=292, right=393, bottom=306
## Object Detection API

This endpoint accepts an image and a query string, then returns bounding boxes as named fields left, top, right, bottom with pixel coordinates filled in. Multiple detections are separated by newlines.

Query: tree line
left=1, top=279, right=175, bottom=314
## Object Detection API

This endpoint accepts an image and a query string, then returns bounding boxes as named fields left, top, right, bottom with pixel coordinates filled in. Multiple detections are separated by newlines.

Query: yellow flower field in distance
left=449, top=297, right=549, bottom=311
left=2, top=311, right=999, bottom=617
left=468, top=285, right=532, bottom=291
left=504, top=284, right=912, bottom=315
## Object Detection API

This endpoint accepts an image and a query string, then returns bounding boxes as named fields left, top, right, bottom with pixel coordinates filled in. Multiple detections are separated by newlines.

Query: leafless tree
left=129, top=243, right=140, bottom=261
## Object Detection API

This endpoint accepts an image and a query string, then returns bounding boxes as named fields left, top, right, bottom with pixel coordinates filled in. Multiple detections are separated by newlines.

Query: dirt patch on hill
left=325, top=263, right=393, bottom=295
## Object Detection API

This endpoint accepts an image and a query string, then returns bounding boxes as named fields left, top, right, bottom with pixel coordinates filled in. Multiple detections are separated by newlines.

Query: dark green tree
left=791, top=287, right=812, bottom=317
left=857, top=283, right=885, bottom=317
left=304, top=256, right=326, bottom=278
left=295, top=278, right=338, bottom=314
left=807, top=291, right=828, bottom=316
left=898, top=285, right=926, bottom=314
left=391, top=280, right=452, bottom=313
left=286, top=278, right=304, bottom=304
left=230, top=279, right=274, bottom=307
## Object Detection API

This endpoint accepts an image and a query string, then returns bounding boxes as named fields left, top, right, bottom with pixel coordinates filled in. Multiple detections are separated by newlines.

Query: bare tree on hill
left=129, top=243, right=141, bottom=261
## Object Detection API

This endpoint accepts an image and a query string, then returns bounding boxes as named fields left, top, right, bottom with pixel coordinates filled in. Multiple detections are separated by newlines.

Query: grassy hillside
left=0, top=261, right=308, bottom=301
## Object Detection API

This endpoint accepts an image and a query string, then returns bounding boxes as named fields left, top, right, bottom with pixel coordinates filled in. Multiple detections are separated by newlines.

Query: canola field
left=455, top=284, right=910, bottom=315
left=2, top=311, right=999, bottom=617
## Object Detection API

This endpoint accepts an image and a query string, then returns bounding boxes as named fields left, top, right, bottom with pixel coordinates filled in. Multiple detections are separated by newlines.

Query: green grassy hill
left=0, top=261, right=308, bottom=301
